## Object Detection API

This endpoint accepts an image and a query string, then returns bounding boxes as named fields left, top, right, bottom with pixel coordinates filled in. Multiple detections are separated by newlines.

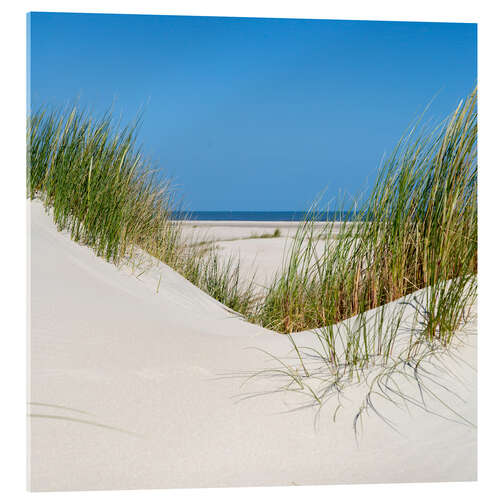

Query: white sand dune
left=28, top=200, right=476, bottom=492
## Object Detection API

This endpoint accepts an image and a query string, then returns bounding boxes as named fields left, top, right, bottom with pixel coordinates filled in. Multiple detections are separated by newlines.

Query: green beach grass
left=251, top=89, right=477, bottom=344
left=27, top=106, right=256, bottom=316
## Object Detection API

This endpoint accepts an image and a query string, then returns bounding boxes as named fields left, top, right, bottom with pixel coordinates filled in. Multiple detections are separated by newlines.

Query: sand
left=181, top=219, right=334, bottom=239
left=181, top=221, right=329, bottom=293
left=28, top=200, right=477, bottom=491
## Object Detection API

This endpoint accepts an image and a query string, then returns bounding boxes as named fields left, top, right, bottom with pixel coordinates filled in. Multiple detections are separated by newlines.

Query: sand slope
left=28, top=200, right=476, bottom=491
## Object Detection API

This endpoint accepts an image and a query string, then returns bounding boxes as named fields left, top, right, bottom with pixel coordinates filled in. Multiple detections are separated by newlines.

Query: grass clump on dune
left=28, top=107, right=181, bottom=265
left=255, top=228, right=281, bottom=238
left=27, top=105, right=256, bottom=316
left=252, top=88, right=477, bottom=348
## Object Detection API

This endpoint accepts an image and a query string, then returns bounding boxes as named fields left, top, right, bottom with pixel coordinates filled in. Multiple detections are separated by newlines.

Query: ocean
left=172, top=211, right=354, bottom=222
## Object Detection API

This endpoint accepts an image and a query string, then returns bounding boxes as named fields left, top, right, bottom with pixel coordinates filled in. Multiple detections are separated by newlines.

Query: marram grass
left=251, top=88, right=477, bottom=346
left=27, top=106, right=256, bottom=316
left=28, top=107, right=180, bottom=264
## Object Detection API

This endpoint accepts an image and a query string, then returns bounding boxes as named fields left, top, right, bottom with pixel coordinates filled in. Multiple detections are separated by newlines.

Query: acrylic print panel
left=27, top=11, right=477, bottom=492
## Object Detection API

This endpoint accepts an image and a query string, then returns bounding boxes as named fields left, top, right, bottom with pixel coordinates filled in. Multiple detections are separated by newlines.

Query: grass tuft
left=27, top=105, right=256, bottom=316
left=251, top=88, right=477, bottom=345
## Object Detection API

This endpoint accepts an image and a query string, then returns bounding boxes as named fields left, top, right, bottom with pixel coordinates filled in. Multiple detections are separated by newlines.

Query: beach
left=181, top=220, right=332, bottom=293
left=28, top=199, right=477, bottom=491
left=22, top=12, right=481, bottom=494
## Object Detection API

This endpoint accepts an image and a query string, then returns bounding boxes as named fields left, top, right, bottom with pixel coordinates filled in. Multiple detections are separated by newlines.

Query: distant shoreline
left=172, top=211, right=356, bottom=222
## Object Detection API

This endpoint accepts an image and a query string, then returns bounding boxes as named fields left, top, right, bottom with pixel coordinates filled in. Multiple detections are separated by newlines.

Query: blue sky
left=28, top=13, right=476, bottom=211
